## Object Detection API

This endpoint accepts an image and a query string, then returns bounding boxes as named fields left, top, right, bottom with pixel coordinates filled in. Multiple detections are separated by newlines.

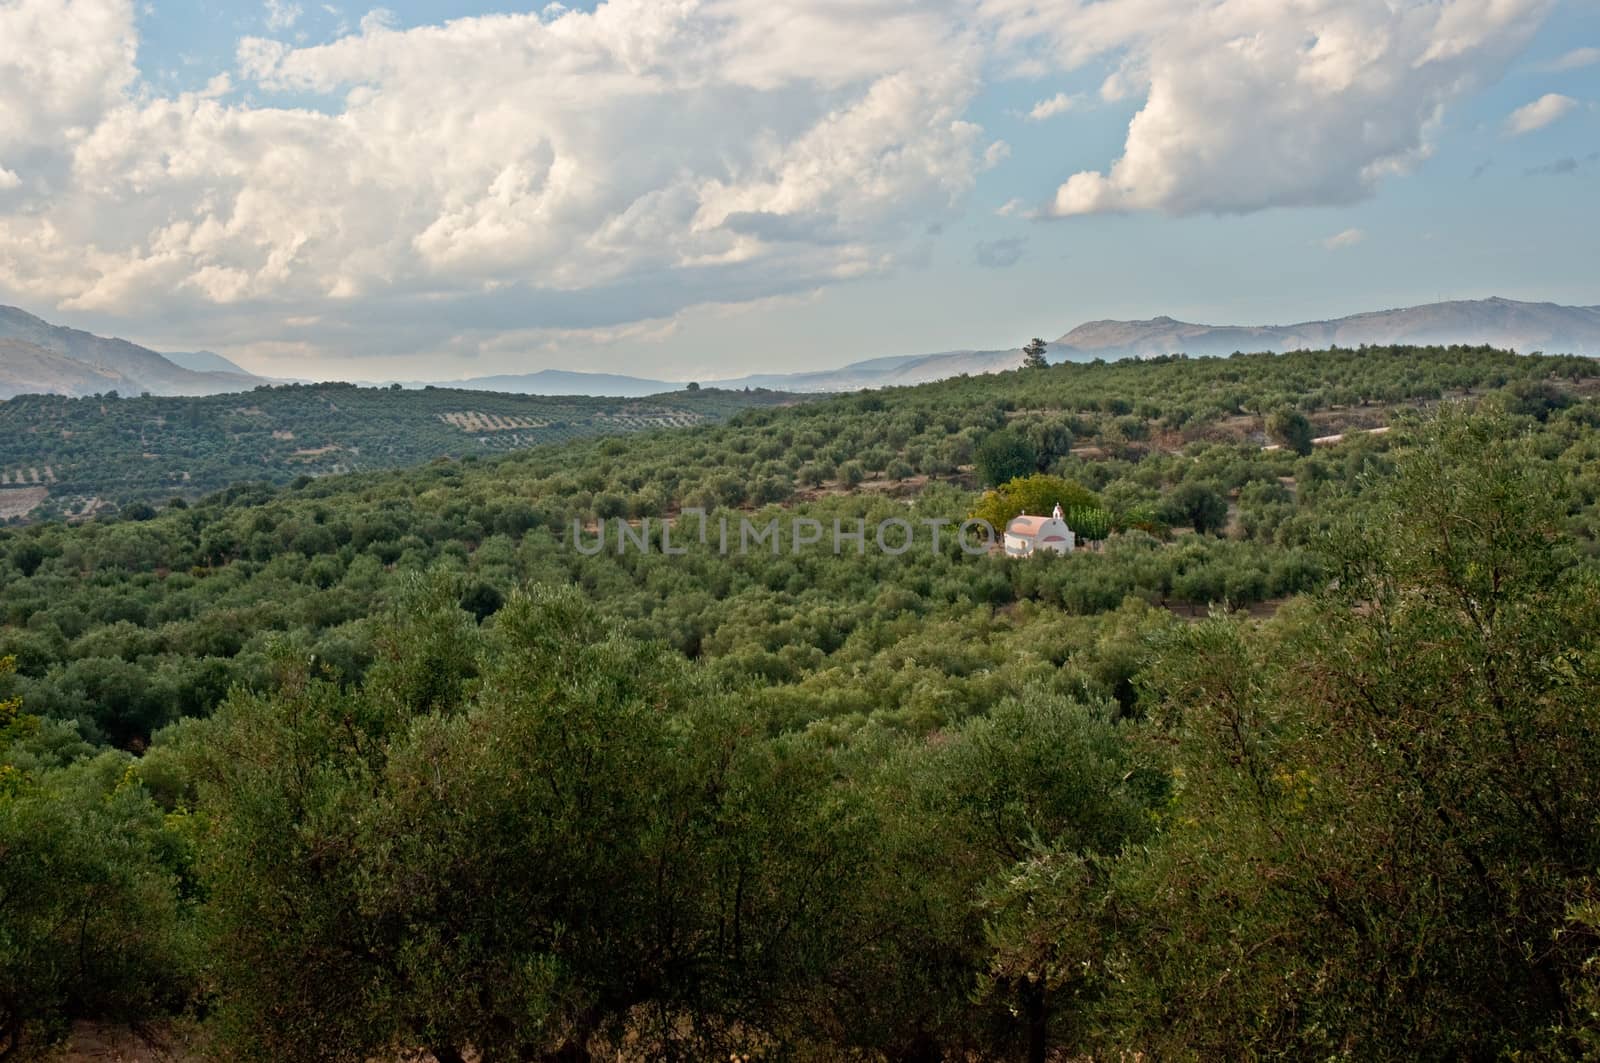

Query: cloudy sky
left=0, top=0, right=1596, bottom=382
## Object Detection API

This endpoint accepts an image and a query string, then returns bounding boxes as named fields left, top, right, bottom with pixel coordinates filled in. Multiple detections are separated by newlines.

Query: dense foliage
left=0, top=382, right=794, bottom=520
left=5, top=344, right=1600, bottom=1059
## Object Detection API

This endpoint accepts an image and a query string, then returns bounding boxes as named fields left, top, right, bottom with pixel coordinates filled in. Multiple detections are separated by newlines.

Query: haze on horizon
left=0, top=0, right=1596, bottom=384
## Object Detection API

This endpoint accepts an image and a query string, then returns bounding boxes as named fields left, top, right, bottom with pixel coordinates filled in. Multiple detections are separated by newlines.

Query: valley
left=6, top=1, right=1597, bottom=1056
left=6, top=342, right=1600, bottom=1059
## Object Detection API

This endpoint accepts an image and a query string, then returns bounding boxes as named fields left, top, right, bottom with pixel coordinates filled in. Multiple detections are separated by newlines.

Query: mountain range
left=3, top=297, right=1598, bottom=401
left=0, top=306, right=266, bottom=399
left=443, top=297, right=1600, bottom=395
left=1052, top=297, right=1600, bottom=362
left=429, top=350, right=1031, bottom=397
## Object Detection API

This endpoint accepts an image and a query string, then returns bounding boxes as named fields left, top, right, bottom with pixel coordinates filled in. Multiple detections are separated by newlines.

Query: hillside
left=0, top=338, right=124, bottom=398
left=0, top=306, right=265, bottom=397
left=0, top=382, right=797, bottom=521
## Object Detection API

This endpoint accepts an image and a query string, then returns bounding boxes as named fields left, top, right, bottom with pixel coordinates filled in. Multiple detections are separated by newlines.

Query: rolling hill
left=0, top=381, right=798, bottom=521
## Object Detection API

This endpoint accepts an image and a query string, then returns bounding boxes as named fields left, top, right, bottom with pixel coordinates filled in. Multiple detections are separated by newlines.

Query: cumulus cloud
left=1537, top=46, right=1600, bottom=72
left=985, top=0, right=1556, bottom=217
left=0, top=0, right=987, bottom=359
left=0, top=0, right=137, bottom=150
left=1504, top=93, right=1578, bottom=135
left=1321, top=228, right=1365, bottom=250
left=0, top=0, right=1563, bottom=372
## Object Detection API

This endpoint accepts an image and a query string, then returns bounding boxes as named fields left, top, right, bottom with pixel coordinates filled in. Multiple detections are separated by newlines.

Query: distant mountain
left=9, top=296, right=1597, bottom=403
left=728, top=296, right=1600, bottom=391
left=458, top=298, right=1600, bottom=397
left=434, top=352, right=1030, bottom=397
left=0, top=306, right=266, bottom=398
left=163, top=349, right=255, bottom=377
left=713, top=348, right=1026, bottom=392
left=0, top=339, right=125, bottom=399
left=1053, top=297, right=1600, bottom=361
left=446, top=369, right=675, bottom=398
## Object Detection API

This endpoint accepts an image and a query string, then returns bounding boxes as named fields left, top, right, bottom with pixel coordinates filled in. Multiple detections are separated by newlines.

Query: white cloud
left=1504, top=92, right=1578, bottom=135
left=264, top=0, right=301, bottom=31
left=1026, top=91, right=1077, bottom=120
left=0, top=167, right=19, bottom=191
left=984, top=0, right=1556, bottom=217
left=1536, top=46, right=1600, bottom=73
left=0, top=0, right=1564, bottom=372
left=1321, top=227, right=1365, bottom=250
left=0, top=0, right=986, bottom=348
left=0, top=0, right=137, bottom=151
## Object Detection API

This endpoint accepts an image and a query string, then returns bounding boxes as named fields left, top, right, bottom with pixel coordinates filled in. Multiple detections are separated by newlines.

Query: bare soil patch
left=0, top=486, right=47, bottom=519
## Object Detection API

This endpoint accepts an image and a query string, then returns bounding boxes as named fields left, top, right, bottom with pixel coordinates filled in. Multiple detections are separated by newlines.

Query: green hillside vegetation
left=5, top=344, right=1600, bottom=1059
left=0, top=382, right=796, bottom=520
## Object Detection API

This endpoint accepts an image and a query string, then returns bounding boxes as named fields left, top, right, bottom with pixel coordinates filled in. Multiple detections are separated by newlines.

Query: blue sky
left=0, top=0, right=1595, bottom=381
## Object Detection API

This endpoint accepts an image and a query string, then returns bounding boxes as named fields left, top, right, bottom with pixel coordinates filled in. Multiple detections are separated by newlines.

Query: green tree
left=1265, top=406, right=1314, bottom=455
left=971, top=474, right=1101, bottom=530
left=1160, top=481, right=1229, bottom=535
left=848, top=689, right=1161, bottom=1061
left=1022, top=338, right=1049, bottom=370
left=196, top=578, right=874, bottom=1061
left=1, top=657, right=194, bottom=1060
left=974, top=429, right=1040, bottom=488
left=1123, top=410, right=1600, bottom=1058
left=1064, top=505, right=1113, bottom=543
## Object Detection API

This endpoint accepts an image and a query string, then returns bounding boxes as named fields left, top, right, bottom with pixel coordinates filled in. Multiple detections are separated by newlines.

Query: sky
left=0, top=0, right=1596, bottom=383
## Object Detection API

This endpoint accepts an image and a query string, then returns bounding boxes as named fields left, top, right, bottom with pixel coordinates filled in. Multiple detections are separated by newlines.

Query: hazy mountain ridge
left=5, top=297, right=1597, bottom=402
left=437, top=369, right=676, bottom=398
left=438, top=297, right=1600, bottom=396
left=0, top=306, right=265, bottom=399
left=1055, top=298, right=1600, bottom=361
left=163, top=349, right=256, bottom=377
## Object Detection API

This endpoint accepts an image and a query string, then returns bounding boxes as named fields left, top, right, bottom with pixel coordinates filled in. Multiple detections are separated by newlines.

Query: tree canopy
left=5, top=344, right=1600, bottom=1058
